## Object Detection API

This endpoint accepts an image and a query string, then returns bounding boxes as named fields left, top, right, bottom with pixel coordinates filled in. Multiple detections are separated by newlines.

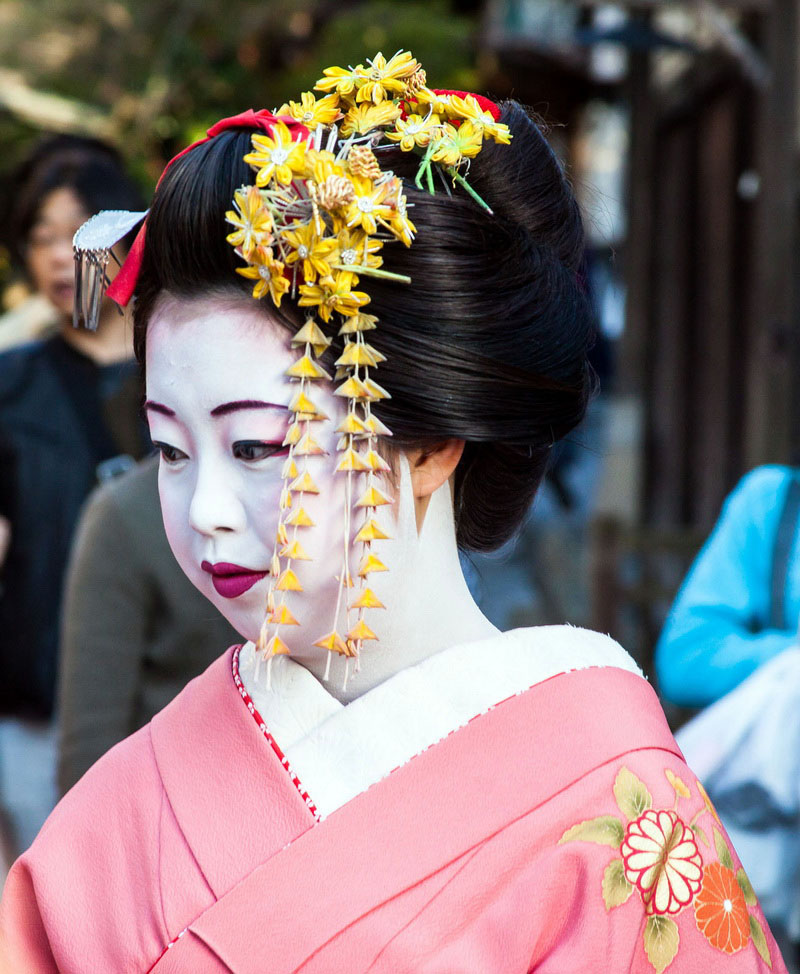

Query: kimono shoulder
left=149, top=665, right=787, bottom=974
left=0, top=646, right=316, bottom=973
left=0, top=723, right=173, bottom=972
left=0, top=651, right=247, bottom=973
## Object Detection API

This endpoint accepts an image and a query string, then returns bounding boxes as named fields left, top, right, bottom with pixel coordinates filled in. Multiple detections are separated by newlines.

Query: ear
left=407, top=439, right=465, bottom=531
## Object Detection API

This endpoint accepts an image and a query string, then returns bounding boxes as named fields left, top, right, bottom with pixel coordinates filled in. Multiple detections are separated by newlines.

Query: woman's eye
left=232, top=441, right=288, bottom=462
left=152, top=441, right=188, bottom=465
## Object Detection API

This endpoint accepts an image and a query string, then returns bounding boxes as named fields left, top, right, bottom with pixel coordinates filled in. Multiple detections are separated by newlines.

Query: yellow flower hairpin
left=225, top=50, right=511, bottom=687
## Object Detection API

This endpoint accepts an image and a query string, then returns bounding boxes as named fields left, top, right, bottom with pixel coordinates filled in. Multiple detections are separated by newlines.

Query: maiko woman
left=0, top=51, right=786, bottom=973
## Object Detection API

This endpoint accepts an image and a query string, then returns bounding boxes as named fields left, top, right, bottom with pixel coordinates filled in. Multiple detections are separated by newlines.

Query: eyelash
left=152, top=441, right=186, bottom=464
left=151, top=441, right=289, bottom=465
left=232, top=441, right=289, bottom=462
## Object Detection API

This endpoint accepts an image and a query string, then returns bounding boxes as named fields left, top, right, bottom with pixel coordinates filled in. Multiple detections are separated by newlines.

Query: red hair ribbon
left=106, top=109, right=308, bottom=306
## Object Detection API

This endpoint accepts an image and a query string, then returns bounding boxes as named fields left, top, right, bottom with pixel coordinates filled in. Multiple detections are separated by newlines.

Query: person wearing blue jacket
left=656, top=464, right=800, bottom=707
left=657, top=465, right=800, bottom=960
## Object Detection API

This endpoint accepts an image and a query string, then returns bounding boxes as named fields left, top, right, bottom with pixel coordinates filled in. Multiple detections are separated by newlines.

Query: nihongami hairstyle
left=132, top=101, right=596, bottom=553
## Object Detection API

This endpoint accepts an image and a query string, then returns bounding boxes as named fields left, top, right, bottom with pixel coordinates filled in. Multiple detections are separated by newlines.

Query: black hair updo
left=133, top=101, right=596, bottom=552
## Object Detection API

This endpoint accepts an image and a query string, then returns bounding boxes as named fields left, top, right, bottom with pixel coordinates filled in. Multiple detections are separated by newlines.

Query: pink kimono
left=0, top=640, right=787, bottom=973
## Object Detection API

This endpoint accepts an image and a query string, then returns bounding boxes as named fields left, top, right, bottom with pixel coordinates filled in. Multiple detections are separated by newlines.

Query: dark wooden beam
left=743, top=0, right=800, bottom=465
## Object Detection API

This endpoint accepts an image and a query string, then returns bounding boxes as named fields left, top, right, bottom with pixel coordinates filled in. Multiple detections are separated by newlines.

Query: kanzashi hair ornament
left=71, top=51, right=511, bottom=689
left=229, top=51, right=512, bottom=689
left=71, top=209, right=148, bottom=329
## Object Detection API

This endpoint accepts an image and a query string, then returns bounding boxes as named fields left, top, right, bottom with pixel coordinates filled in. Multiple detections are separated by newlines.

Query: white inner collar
left=238, top=626, right=643, bottom=819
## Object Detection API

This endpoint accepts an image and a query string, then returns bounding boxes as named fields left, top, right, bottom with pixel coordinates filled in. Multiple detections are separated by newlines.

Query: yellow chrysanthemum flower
left=277, top=91, right=342, bottom=130
left=430, top=121, right=483, bottom=167
left=243, top=122, right=307, bottom=187
left=340, top=101, right=401, bottom=137
left=385, top=112, right=442, bottom=152
left=344, top=176, right=394, bottom=236
left=236, top=247, right=290, bottom=305
left=281, top=221, right=337, bottom=282
left=413, top=87, right=453, bottom=117
left=386, top=192, right=416, bottom=247
left=225, top=186, right=273, bottom=261
left=304, top=149, right=347, bottom=185
left=314, top=64, right=366, bottom=98
left=447, top=94, right=511, bottom=144
left=356, top=51, right=419, bottom=104
left=333, top=227, right=383, bottom=271
left=297, top=275, right=370, bottom=322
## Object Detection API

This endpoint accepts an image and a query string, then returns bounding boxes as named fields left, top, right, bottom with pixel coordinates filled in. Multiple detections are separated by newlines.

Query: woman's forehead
left=145, top=296, right=298, bottom=403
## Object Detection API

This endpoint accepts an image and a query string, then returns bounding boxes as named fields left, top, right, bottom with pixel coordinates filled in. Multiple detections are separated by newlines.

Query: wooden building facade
left=479, top=0, right=800, bottom=666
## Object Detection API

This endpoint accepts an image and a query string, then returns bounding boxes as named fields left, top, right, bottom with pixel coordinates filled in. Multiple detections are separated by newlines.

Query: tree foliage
left=0, top=0, right=479, bottom=182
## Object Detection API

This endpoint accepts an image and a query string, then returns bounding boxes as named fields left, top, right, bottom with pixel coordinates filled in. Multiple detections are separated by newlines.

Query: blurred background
left=4, top=0, right=797, bottom=677
left=2, top=0, right=800, bottom=952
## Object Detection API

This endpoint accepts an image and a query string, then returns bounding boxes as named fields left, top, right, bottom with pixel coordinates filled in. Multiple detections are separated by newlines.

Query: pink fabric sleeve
left=294, top=751, right=786, bottom=973
left=0, top=859, right=59, bottom=972
left=0, top=726, right=174, bottom=973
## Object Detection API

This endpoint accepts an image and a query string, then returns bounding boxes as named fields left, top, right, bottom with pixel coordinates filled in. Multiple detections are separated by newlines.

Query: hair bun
left=467, top=102, right=586, bottom=273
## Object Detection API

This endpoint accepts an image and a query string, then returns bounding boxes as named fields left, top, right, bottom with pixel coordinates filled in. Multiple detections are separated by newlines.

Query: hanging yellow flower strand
left=225, top=50, right=511, bottom=687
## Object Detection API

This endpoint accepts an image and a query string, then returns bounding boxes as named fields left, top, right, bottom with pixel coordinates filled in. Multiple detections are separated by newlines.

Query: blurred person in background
left=58, top=455, right=238, bottom=795
left=0, top=135, right=149, bottom=857
left=656, top=464, right=800, bottom=961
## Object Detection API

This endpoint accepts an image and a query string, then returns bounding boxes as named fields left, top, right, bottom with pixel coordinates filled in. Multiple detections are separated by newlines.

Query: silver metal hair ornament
left=72, top=209, right=148, bottom=330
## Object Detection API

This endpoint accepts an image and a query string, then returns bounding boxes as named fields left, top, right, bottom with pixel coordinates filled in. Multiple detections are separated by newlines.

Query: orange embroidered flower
left=694, top=862, right=751, bottom=954
left=621, top=809, right=703, bottom=915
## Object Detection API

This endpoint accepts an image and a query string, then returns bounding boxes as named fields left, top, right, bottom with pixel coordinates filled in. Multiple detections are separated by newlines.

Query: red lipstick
left=201, top=561, right=267, bottom=599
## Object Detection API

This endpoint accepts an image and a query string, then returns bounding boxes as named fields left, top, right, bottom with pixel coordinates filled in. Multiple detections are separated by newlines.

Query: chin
left=210, top=593, right=263, bottom=643
left=52, top=298, right=74, bottom=318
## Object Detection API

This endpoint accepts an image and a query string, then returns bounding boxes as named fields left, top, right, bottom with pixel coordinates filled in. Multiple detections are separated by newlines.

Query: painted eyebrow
left=209, top=400, right=287, bottom=417
left=143, top=400, right=175, bottom=417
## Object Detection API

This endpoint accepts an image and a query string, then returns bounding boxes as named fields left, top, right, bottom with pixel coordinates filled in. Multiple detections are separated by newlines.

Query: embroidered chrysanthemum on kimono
left=559, top=765, right=775, bottom=972
left=621, top=808, right=702, bottom=916
left=695, top=862, right=752, bottom=955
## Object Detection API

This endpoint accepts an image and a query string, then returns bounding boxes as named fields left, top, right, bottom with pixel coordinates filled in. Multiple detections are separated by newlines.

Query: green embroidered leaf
left=737, top=868, right=758, bottom=906
left=713, top=826, right=734, bottom=870
left=644, top=915, right=680, bottom=974
left=691, top=824, right=709, bottom=847
left=613, top=767, right=653, bottom=820
left=559, top=816, right=625, bottom=848
left=602, top=858, right=634, bottom=910
left=749, top=915, right=772, bottom=969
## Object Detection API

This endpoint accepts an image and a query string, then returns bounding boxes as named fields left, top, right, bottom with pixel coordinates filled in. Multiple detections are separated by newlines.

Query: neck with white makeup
left=274, top=459, right=499, bottom=705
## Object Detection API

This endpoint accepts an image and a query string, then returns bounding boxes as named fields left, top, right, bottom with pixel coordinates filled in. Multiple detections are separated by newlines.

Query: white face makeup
left=145, top=295, right=351, bottom=646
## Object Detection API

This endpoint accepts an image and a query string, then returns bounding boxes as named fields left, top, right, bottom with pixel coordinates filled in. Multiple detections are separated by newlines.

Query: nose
left=48, top=236, right=76, bottom=272
left=188, top=461, right=246, bottom=537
